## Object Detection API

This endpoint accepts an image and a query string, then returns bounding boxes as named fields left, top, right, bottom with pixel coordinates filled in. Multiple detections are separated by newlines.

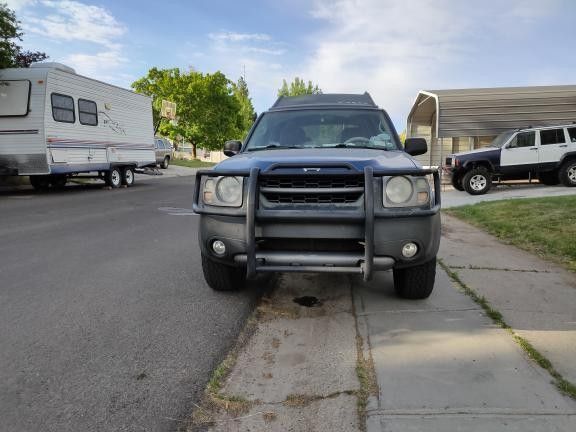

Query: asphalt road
left=0, top=175, right=262, bottom=432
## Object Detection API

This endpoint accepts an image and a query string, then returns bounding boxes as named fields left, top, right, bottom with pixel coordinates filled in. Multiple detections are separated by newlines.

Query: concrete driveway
left=442, top=183, right=576, bottom=208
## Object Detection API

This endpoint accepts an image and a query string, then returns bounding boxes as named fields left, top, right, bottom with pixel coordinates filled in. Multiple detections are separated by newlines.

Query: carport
left=407, top=85, right=576, bottom=167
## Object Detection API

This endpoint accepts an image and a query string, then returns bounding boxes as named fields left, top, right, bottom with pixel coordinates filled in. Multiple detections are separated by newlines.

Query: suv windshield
left=490, top=130, right=515, bottom=148
left=245, top=109, right=399, bottom=151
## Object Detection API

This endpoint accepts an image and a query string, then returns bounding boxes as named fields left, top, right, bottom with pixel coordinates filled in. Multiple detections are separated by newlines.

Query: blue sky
left=7, top=0, right=576, bottom=130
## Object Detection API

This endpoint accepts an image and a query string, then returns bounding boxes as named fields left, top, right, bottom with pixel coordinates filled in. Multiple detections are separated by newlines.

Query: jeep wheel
left=539, top=171, right=560, bottom=186
left=559, top=160, right=576, bottom=187
left=201, top=254, right=246, bottom=291
left=463, top=167, right=492, bottom=195
left=393, top=258, right=436, bottom=300
left=451, top=175, right=464, bottom=191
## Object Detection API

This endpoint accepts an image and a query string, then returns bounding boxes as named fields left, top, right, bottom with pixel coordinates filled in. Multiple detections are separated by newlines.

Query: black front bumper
left=193, top=165, right=441, bottom=281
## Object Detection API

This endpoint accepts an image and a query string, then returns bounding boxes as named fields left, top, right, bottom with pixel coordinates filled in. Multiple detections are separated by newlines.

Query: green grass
left=446, top=196, right=576, bottom=272
left=171, top=158, right=216, bottom=168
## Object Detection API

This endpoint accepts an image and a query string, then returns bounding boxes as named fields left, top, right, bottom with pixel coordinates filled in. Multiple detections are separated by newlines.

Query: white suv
left=445, top=124, right=576, bottom=194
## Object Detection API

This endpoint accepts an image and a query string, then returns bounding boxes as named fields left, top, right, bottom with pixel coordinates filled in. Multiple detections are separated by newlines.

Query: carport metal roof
left=407, top=85, right=576, bottom=138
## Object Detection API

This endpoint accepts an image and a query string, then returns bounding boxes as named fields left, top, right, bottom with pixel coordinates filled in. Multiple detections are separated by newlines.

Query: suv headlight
left=383, top=176, right=431, bottom=207
left=202, top=176, right=244, bottom=207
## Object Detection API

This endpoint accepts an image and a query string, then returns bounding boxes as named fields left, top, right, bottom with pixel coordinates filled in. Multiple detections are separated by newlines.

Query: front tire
left=201, top=254, right=246, bottom=291
left=463, top=167, right=492, bottom=195
left=105, top=167, right=122, bottom=188
left=393, top=258, right=436, bottom=299
left=559, top=160, right=576, bottom=187
left=161, top=157, right=170, bottom=169
left=121, top=167, right=135, bottom=187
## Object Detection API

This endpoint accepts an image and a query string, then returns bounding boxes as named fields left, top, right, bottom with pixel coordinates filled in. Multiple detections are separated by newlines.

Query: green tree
left=132, top=68, right=243, bottom=158
left=233, top=76, right=256, bottom=137
left=278, top=77, right=322, bottom=97
left=1, top=3, right=47, bottom=69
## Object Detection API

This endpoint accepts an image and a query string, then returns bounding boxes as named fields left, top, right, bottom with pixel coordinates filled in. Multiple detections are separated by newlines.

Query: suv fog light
left=402, top=242, right=418, bottom=258
left=212, top=240, right=226, bottom=256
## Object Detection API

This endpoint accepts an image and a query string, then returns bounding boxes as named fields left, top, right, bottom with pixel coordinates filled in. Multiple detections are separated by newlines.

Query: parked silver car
left=154, top=137, right=172, bottom=169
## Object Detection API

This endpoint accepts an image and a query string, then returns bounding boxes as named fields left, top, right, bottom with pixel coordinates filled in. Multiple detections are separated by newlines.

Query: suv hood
left=451, top=147, right=500, bottom=158
left=214, top=148, right=419, bottom=172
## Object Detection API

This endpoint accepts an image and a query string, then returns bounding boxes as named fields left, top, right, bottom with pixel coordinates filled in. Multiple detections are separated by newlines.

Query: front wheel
left=559, top=160, right=576, bottom=187
left=105, top=167, right=122, bottom=188
left=393, top=258, right=436, bottom=299
left=201, top=254, right=246, bottom=291
left=463, top=167, right=492, bottom=195
left=161, top=157, right=170, bottom=169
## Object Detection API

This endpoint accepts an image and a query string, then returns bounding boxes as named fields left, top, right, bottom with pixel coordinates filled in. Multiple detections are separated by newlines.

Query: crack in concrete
left=446, top=264, right=551, bottom=273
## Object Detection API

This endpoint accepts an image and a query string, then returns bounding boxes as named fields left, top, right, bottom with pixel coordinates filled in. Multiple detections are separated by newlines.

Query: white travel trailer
left=0, top=63, right=155, bottom=190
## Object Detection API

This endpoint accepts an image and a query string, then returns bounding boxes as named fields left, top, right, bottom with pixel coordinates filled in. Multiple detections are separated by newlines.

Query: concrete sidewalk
left=440, top=213, right=576, bottom=384
left=353, top=267, right=576, bottom=431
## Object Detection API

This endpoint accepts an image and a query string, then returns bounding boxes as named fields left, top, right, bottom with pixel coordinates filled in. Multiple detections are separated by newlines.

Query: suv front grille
left=259, top=175, right=364, bottom=189
left=259, top=175, right=364, bottom=207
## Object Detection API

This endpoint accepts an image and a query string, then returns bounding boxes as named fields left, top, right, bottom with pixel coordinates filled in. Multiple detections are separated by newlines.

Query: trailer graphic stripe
left=0, top=129, right=39, bottom=135
left=47, top=137, right=153, bottom=150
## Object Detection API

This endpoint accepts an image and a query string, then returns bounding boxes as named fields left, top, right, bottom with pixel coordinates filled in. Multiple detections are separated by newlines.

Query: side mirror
left=404, top=138, right=427, bottom=156
left=223, top=140, right=242, bottom=157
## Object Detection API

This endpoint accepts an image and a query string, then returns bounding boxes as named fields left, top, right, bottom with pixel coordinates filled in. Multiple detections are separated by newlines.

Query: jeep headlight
left=384, top=176, right=431, bottom=207
left=203, top=176, right=243, bottom=207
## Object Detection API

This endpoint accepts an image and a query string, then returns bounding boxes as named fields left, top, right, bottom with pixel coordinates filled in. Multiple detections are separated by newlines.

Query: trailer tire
left=161, top=157, right=170, bottom=169
left=201, top=254, right=245, bottom=291
left=393, top=257, right=436, bottom=300
left=106, top=167, right=122, bottom=188
left=30, top=175, right=51, bottom=192
left=50, top=175, right=67, bottom=189
left=121, top=167, right=135, bottom=187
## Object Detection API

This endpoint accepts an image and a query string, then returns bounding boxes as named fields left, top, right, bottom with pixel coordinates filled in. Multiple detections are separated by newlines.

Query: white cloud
left=64, top=47, right=126, bottom=77
left=208, top=32, right=271, bottom=42
left=5, top=0, right=37, bottom=11
left=301, top=0, right=564, bottom=128
left=25, top=0, right=126, bottom=45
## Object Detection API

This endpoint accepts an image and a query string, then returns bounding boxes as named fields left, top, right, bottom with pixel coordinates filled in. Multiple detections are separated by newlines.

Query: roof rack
left=270, top=92, right=377, bottom=111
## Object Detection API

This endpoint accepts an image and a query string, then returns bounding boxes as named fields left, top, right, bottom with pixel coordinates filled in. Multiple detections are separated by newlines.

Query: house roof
left=408, top=85, right=576, bottom=138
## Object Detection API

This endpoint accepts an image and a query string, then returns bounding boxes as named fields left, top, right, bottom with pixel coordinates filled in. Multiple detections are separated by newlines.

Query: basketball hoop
left=161, top=100, right=177, bottom=120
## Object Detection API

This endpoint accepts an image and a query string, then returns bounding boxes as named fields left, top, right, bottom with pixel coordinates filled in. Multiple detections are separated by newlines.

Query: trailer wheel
left=106, top=167, right=122, bottom=188
left=122, top=167, right=135, bottom=187
left=30, top=175, right=51, bottom=192
left=50, top=175, right=67, bottom=189
left=161, top=156, right=170, bottom=169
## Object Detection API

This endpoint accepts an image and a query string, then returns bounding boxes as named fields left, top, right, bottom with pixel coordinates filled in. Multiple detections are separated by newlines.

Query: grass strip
left=439, top=259, right=576, bottom=400
left=171, top=158, right=216, bottom=168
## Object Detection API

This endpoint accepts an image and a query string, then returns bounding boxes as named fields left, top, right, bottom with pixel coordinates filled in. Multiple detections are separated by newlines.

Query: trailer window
left=51, top=93, right=75, bottom=123
left=0, top=80, right=31, bottom=117
left=78, top=99, right=98, bottom=126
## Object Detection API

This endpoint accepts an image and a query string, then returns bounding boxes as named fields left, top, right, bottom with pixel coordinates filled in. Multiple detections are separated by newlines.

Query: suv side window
left=508, top=131, right=535, bottom=148
left=567, top=127, right=576, bottom=143
left=540, top=128, right=566, bottom=145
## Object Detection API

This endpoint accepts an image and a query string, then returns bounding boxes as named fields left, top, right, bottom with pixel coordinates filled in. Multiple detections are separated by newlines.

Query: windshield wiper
left=247, top=144, right=302, bottom=152
left=332, top=144, right=390, bottom=151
